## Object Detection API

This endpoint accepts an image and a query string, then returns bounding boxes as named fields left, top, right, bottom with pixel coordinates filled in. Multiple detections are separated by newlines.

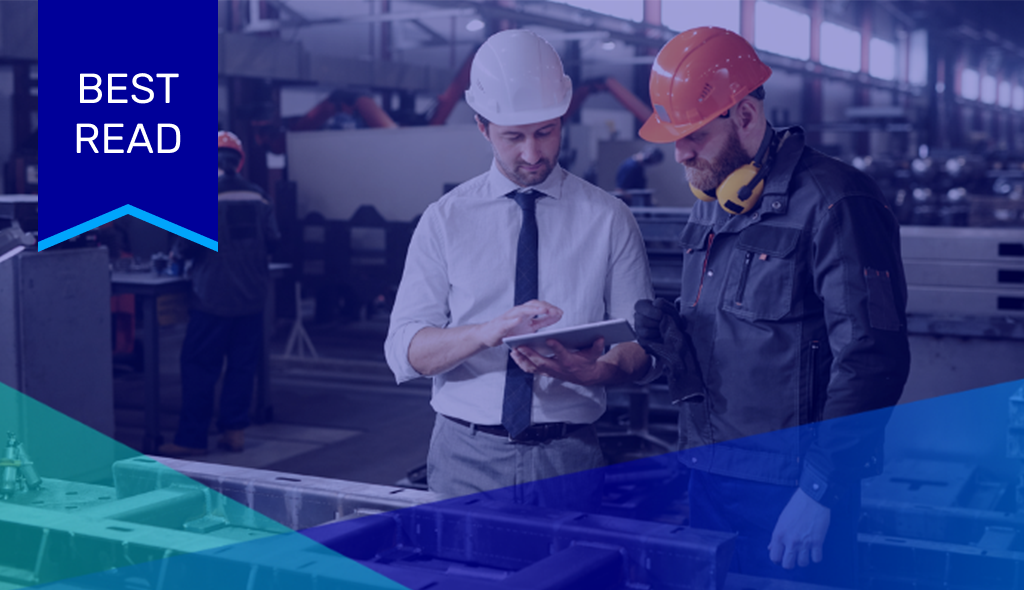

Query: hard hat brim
left=474, top=103, right=570, bottom=127
left=638, top=115, right=683, bottom=144
left=639, top=113, right=722, bottom=144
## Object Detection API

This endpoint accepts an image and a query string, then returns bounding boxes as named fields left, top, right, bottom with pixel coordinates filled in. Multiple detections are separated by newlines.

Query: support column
left=740, top=0, right=756, bottom=45
left=855, top=3, right=873, bottom=156
left=803, top=1, right=824, bottom=147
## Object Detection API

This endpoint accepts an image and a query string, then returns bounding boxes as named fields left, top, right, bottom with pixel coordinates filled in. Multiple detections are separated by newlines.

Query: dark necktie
left=502, top=189, right=541, bottom=438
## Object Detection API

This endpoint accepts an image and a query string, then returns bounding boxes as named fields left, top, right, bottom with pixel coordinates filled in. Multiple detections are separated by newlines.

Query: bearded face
left=680, top=124, right=753, bottom=193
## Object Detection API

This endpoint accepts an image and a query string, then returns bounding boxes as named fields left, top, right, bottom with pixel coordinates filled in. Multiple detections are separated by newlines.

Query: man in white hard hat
left=385, top=29, right=653, bottom=506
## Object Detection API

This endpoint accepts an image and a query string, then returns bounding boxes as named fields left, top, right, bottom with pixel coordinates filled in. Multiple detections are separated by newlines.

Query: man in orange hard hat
left=158, top=131, right=280, bottom=458
left=633, top=27, right=910, bottom=584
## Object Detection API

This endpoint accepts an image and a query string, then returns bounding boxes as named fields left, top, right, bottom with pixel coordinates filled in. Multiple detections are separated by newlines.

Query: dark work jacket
left=676, top=127, right=910, bottom=507
left=176, top=174, right=281, bottom=317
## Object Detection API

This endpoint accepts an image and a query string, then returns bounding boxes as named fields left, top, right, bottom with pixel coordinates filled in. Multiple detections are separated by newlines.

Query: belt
left=443, top=415, right=588, bottom=443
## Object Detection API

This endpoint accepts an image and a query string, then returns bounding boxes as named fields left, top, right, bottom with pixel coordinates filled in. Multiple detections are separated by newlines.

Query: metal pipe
left=430, top=44, right=478, bottom=125
left=353, top=96, right=399, bottom=129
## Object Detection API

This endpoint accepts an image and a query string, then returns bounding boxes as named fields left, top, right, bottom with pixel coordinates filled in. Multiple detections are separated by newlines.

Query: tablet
left=502, top=318, right=636, bottom=358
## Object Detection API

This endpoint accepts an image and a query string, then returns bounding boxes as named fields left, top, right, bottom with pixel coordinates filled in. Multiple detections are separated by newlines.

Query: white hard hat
left=466, top=29, right=573, bottom=126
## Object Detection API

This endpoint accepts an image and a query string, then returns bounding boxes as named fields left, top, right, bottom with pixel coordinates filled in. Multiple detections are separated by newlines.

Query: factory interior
left=2, top=1, right=1024, bottom=589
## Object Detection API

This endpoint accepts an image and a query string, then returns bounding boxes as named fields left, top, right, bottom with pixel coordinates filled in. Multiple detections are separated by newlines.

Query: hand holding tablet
left=502, top=318, right=636, bottom=358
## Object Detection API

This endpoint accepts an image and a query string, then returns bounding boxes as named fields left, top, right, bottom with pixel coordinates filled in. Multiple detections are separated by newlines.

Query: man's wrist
left=634, top=354, right=662, bottom=385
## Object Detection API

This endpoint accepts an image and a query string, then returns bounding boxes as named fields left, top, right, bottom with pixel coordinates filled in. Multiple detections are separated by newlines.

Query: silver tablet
left=502, top=318, right=636, bottom=358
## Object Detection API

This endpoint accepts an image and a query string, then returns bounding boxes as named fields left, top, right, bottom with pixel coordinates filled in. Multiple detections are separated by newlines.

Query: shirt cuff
left=384, top=323, right=431, bottom=383
left=798, top=461, right=843, bottom=508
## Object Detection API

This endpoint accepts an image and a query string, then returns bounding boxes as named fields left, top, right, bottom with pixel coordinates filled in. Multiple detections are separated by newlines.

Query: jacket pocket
left=864, top=268, right=901, bottom=331
left=722, top=225, right=802, bottom=321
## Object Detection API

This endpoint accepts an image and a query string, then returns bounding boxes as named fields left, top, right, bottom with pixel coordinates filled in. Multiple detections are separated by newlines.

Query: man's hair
left=218, top=148, right=241, bottom=175
left=749, top=85, right=766, bottom=101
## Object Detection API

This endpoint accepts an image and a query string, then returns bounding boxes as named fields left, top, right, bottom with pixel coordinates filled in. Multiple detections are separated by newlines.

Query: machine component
left=12, top=436, right=41, bottom=491
left=0, top=194, right=37, bottom=234
left=0, top=434, right=20, bottom=499
left=0, top=432, right=43, bottom=499
left=0, top=226, right=33, bottom=265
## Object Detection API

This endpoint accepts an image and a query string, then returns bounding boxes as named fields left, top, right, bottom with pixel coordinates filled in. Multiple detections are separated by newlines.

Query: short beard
left=497, top=155, right=556, bottom=187
left=683, top=127, right=752, bottom=193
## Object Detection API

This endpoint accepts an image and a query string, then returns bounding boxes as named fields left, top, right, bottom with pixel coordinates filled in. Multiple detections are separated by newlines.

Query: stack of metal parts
left=901, top=226, right=1024, bottom=319
left=860, top=458, right=1024, bottom=589
left=631, top=207, right=690, bottom=300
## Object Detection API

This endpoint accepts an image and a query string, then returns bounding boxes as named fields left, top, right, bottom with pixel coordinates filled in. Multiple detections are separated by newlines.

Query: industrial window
left=1013, top=86, right=1024, bottom=111
left=999, top=81, right=1012, bottom=108
left=908, top=30, right=928, bottom=86
left=553, top=1, right=642, bottom=22
left=981, top=74, right=997, bottom=104
left=663, top=0, right=740, bottom=34
left=961, top=69, right=979, bottom=100
left=821, top=22, right=861, bottom=72
left=754, top=1, right=810, bottom=61
left=869, top=38, right=896, bottom=81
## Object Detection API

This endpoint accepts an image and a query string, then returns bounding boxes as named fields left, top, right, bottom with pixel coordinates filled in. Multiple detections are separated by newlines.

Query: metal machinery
left=0, top=248, right=114, bottom=484
left=0, top=452, right=741, bottom=590
left=0, top=425, right=1022, bottom=590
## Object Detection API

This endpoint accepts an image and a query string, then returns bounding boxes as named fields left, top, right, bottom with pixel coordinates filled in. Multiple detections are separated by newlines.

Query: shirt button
left=772, top=201, right=782, bottom=209
left=812, top=483, right=820, bottom=490
left=691, top=457, right=698, bottom=464
left=707, top=270, right=714, bottom=277
left=751, top=213, right=759, bottom=220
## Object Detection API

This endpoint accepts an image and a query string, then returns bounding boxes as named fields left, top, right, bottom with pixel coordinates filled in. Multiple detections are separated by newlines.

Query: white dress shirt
left=385, top=162, right=653, bottom=425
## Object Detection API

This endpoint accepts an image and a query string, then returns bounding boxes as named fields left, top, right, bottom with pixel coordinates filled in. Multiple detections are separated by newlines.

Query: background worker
left=158, top=131, right=281, bottom=457
left=614, top=146, right=664, bottom=205
left=634, top=27, right=910, bottom=585
left=385, top=29, right=653, bottom=507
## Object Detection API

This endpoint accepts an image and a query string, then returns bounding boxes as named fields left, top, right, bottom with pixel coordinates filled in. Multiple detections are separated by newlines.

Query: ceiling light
left=466, top=19, right=485, bottom=32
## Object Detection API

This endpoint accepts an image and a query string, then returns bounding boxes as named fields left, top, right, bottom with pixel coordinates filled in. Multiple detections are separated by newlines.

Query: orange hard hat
left=639, top=27, right=772, bottom=144
left=217, top=130, right=245, bottom=172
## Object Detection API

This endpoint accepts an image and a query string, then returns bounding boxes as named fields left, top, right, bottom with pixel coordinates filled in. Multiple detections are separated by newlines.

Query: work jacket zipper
left=692, top=232, right=714, bottom=306
left=734, top=251, right=754, bottom=306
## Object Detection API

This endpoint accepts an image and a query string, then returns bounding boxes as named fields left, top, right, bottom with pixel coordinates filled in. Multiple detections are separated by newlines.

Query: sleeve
left=384, top=205, right=452, bottom=383
left=605, top=200, right=655, bottom=327
left=800, top=193, right=911, bottom=507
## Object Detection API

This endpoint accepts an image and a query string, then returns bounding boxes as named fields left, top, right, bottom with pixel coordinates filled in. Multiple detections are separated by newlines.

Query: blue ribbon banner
left=38, top=1, right=214, bottom=250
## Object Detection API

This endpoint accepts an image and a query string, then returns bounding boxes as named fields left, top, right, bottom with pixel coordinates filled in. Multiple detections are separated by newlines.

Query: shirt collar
left=486, top=160, right=566, bottom=200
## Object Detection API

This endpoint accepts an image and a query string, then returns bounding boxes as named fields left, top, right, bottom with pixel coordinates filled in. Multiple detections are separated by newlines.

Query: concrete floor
left=113, top=317, right=437, bottom=486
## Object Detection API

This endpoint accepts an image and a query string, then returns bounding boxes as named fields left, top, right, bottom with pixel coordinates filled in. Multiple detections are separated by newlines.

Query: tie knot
left=510, top=189, right=541, bottom=211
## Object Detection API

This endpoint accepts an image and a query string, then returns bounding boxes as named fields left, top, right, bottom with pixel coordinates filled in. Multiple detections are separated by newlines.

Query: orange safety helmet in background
left=639, top=27, right=772, bottom=144
left=217, top=130, right=245, bottom=173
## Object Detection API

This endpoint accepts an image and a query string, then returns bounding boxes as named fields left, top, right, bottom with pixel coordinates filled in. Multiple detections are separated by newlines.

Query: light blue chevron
left=38, top=205, right=218, bottom=251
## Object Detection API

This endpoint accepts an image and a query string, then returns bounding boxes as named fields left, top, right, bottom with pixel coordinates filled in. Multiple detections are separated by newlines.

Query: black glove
left=634, top=298, right=706, bottom=403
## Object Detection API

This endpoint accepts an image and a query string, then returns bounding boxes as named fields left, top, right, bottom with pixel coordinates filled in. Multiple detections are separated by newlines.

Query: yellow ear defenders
left=690, top=126, right=777, bottom=215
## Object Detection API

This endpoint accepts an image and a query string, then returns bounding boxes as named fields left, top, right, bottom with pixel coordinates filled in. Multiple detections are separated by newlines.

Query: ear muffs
left=690, top=128, right=776, bottom=215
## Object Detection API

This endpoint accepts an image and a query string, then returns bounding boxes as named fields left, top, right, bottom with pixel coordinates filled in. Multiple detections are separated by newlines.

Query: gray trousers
left=426, top=414, right=607, bottom=511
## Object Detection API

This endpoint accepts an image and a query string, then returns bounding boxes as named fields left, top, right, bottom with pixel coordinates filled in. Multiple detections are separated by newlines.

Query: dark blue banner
left=37, top=1, right=215, bottom=250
